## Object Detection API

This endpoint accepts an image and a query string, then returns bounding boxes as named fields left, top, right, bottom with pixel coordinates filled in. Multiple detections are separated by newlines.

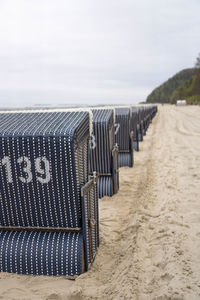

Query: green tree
left=146, top=52, right=200, bottom=104
left=195, top=53, right=200, bottom=69
left=146, top=69, right=195, bottom=103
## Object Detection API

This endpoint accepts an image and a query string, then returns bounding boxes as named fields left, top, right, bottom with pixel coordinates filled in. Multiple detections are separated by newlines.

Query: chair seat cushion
left=0, top=230, right=84, bottom=276
left=118, top=153, right=132, bottom=168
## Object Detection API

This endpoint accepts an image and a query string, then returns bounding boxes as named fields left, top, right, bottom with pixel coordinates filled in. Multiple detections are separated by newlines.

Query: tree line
left=146, top=53, right=200, bottom=104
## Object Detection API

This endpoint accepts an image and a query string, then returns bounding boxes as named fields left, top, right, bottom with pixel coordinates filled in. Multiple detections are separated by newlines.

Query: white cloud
left=0, top=0, right=200, bottom=107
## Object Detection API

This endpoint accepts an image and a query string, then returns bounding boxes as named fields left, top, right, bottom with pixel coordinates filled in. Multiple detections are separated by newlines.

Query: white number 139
left=1, top=156, right=51, bottom=184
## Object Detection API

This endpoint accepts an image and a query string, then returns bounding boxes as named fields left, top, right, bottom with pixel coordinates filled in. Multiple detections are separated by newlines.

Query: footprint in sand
left=160, top=272, right=174, bottom=282
left=45, top=293, right=63, bottom=300
left=2, top=288, right=28, bottom=298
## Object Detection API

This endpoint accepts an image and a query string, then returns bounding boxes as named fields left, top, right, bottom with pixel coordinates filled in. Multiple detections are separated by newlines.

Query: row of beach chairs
left=0, top=105, right=157, bottom=277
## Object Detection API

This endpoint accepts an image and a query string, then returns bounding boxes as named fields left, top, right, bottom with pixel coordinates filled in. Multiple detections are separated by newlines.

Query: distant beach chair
left=131, top=107, right=140, bottom=151
left=90, top=109, right=119, bottom=198
left=115, top=107, right=134, bottom=168
left=137, top=107, right=145, bottom=141
left=0, top=111, right=99, bottom=277
left=131, top=105, right=157, bottom=151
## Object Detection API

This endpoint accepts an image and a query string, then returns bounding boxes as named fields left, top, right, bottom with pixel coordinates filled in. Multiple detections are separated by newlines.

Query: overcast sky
left=0, top=0, right=199, bottom=108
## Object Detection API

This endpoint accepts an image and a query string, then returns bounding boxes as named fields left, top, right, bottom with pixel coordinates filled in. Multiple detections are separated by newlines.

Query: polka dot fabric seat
left=0, top=231, right=83, bottom=276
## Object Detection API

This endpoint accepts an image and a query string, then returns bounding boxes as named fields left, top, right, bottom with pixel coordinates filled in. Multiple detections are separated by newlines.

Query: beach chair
left=0, top=111, right=99, bottom=277
left=131, top=107, right=140, bottom=151
left=137, top=107, right=145, bottom=140
left=143, top=107, right=151, bottom=135
left=142, top=105, right=157, bottom=134
left=115, top=107, right=134, bottom=168
left=89, top=109, right=119, bottom=198
left=152, top=105, right=158, bottom=119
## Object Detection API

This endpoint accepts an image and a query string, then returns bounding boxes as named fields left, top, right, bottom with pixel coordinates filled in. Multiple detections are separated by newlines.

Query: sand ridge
left=0, top=105, right=200, bottom=299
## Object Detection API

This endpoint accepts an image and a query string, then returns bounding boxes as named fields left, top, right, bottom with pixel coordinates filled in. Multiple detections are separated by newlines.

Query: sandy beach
left=0, top=104, right=200, bottom=300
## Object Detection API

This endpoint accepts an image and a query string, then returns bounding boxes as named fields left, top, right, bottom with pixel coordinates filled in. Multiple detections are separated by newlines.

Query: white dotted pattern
left=0, top=231, right=83, bottom=276
left=0, top=112, right=89, bottom=228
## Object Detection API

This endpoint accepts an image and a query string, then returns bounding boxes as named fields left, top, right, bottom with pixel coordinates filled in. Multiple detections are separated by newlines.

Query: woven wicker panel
left=115, top=107, right=131, bottom=152
left=0, top=111, right=90, bottom=229
left=131, top=107, right=139, bottom=144
left=90, top=109, right=114, bottom=175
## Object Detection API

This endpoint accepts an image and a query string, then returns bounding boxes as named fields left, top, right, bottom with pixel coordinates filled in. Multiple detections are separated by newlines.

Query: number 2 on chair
left=114, top=123, right=120, bottom=135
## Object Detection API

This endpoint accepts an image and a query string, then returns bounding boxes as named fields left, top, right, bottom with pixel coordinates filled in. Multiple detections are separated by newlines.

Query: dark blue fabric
left=115, top=107, right=131, bottom=152
left=118, top=153, right=132, bottom=168
left=90, top=109, right=114, bottom=175
left=115, top=107, right=133, bottom=167
left=131, top=107, right=139, bottom=144
left=0, top=112, right=90, bottom=229
left=98, top=176, right=113, bottom=198
left=131, top=106, right=157, bottom=145
left=89, top=109, right=119, bottom=198
left=0, top=231, right=83, bottom=276
left=0, top=111, right=99, bottom=277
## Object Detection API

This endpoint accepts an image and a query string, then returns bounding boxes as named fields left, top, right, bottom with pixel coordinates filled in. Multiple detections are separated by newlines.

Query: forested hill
left=146, top=68, right=196, bottom=104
